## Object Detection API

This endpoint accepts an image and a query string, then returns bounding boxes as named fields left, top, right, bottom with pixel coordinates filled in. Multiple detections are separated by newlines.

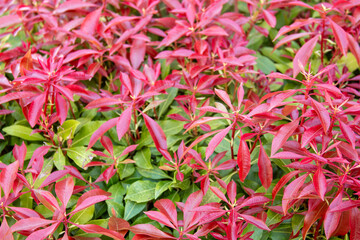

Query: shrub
left=0, top=0, right=359, bottom=239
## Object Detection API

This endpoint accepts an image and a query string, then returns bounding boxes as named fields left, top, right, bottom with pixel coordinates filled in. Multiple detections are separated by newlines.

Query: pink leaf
left=311, top=99, right=330, bottom=133
left=271, top=119, right=299, bottom=156
left=293, top=35, right=319, bottom=77
left=329, top=19, right=348, bottom=55
left=72, top=195, right=110, bottom=214
left=26, top=222, right=59, bottom=240
left=282, top=174, right=308, bottom=214
left=53, top=0, right=97, bottom=14
left=116, top=107, right=132, bottom=142
left=143, top=113, right=167, bottom=150
left=76, top=224, right=125, bottom=240
left=55, top=177, right=74, bottom=210
left=272, top=170, right=301, bottom=201
left=87, top=117, right=118, bottom=149
left=11, top=218, right=56, bottom=232
left=130, top=224, right=175, bottom=239
left=0, top=161, right=19, bottom=200
left=313, top=168, right=326, bottom=201
left=263, top=9, right=276, bottom=28
left=258, top=143, right=273, bottom=190
left=237, top=138, right=251, bottom=182
left=239, top=214, right=270, bottom=231
left=28, top=93, right=46, bottom=127
left=80, top=7, right=102, bottom=35
left=205, top=124, right=233, bottom=160
left=154, top=199, right=178, bottom=228
left=0, top=15, right=21, bottom=29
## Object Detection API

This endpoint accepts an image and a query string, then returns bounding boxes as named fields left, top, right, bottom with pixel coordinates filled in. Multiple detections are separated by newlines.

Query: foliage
left=0, top=0, right=360, bottom=239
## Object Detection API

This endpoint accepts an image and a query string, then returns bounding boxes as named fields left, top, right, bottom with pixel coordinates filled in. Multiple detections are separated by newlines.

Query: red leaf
left=130, top=224, right=175, bottom=239
left=20, top=49, right=33, bottom=76
left=100, top=136, right=114, bottom=156
left=239, top=214, right=270, bottom=231
left=214, top=88, right=235, bottom=111
left=85, top=98, right=123, bottom=109
left=154, top=199, right=178, bottom=228
left=271, top=119, right=299, bottom=156
left=116, top=107, right=132, bottom=142
left=80, top=7, right=102, bottom=35
left=0, top=14, right=21, bottom=29
left=198, top=26, right=228, bottom=36
left=238, top=196, right=270, bottom=209
left=263, top=9, right=276, bottom=28
left=324, top=193, right=342, bottom=239
left=130, top=39, right=146, bottom=69
left=329, top=19, right=348, bottom=55
left=143, top=113, right=167, bottom=150
left=350, top=208, right=360, bottom=240
left=26, top=222, right=60, bottom=240
left=313, top=167, right=326, bottom=201
left=293, top=35, right=319, bottom=77
left=183, top=191, right=203, bottom=230
left=0, top=91, right=38, bottom=106
left=0, top=161, right=19, bottom=200
left=77, top=189, right=111, bottom=206
left=55, top=93, right=68, bottom=125
left=274, top=32, right=310, bottom=50
left=272, top=170, right=301, bottom=201
left=311, top=99, right=330, bottom=133
left=28, top=92, right=46, bottom=127
left=145, top=211, right=176, bottom=229
left=205, top=124, right=233, bottom=160
left=13, top=142, right=26, bottom=170
left=53, top=0, right=97, bottom=14
left=11, top=218, right=56, bottom=232
left=210, top=186, right=229, bottom=203
left=339, top=120, right=356, bottom=149
left=72, top=195, right=110, bottom=214
left=159, top=25, right=189, bottom=47
left=302, top=201, right=328, bottom=239
left=87, top=117, right=118, bottom=149
left=237, top=138, right=251, bottom=182
left=33, top=190, right=60, bottom=212
left=301, top=124, right=323, bottom=148
left=76, top=224, right=125, bottom=240
left=0, top=217, right=13, bottom=240
left=55, top=177, right=74, bottom=210
left=347, top=33, right=360, bottom=64
left=39, top=170, right=70, bottom=188
left=63, top=49, right=99, bottom=64
left=258, top=143, right=272, bottom=190
left=282, top=173, right=308, bottom=214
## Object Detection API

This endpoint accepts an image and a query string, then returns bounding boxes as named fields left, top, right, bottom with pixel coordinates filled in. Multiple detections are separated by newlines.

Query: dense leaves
left=0, top=0, right=359, bottom=239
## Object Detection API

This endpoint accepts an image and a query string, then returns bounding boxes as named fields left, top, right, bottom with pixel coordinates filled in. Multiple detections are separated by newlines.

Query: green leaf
left=125, top=180, right=156, bottom=203
left=134, top=148, right=153, bottom=169
left=3, top=125, right=45, bottom=141
left=66, top=147, right=95, bottom=168
left=53, top=148, right=66, bottom=170
left=106, top=183, right=126, bottom=217
left=57, top=120, right=80, bottom=141
left=124, top=200, right=146, bottom=221
left=138, top=167, right=172, bottom=180
left=158, top=88, right=178, bottom=118
left=70, top=205, right=94, bottom=224
left=117, top=164, right=135, bottom=180
left=266, top=210, right=282, bottom=226
left=72, top=121, right=104, bottom=147
left=155, top=181, right=172, bottom=199
left=256, top=54, right=276, bottom=74
left=291, top=214, right=304, bottom=235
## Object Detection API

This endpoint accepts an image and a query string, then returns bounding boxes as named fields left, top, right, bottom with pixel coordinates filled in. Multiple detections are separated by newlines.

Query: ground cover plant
left=0, top=0, right=359, bottom=239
